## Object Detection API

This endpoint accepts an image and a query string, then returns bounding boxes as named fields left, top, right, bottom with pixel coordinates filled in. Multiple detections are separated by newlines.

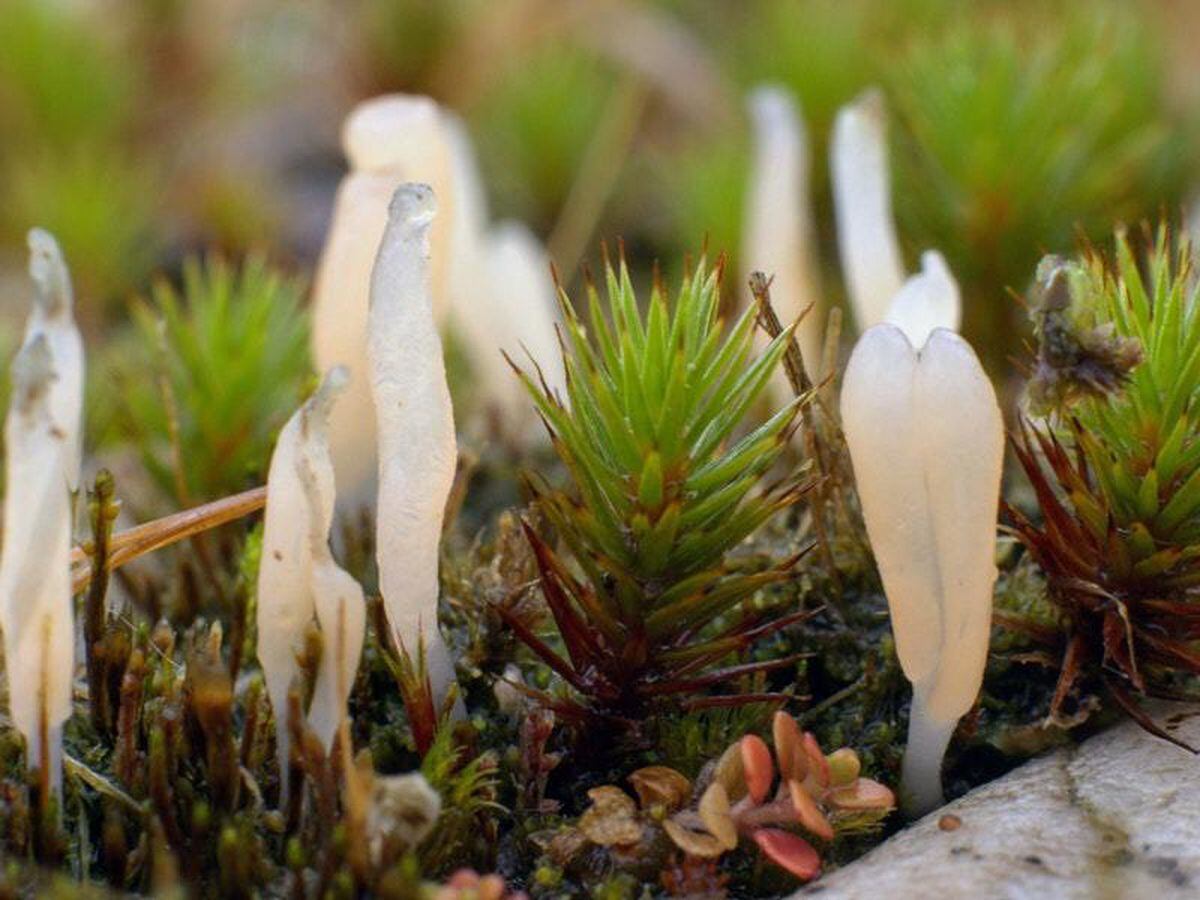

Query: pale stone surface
left=797, top=703, right=1200, bottom=899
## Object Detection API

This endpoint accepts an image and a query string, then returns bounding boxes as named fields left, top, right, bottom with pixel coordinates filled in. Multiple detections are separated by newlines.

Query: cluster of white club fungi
left=0, top=87, right=1002, bottom=818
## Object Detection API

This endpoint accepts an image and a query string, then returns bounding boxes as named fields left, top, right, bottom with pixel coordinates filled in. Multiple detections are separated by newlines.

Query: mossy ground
left=0, top=426, right=1077, bottom=899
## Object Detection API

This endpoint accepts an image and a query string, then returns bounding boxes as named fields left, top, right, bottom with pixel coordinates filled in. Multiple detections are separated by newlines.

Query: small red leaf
left=752, top=828, right=822, bottom=880
left=788, top=780, right=833, bottom=841
left=741, top=735, right=774, bottom=803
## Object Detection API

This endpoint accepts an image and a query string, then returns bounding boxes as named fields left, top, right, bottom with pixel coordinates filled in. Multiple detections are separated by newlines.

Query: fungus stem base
left=900, top=690, right=953, bottom=817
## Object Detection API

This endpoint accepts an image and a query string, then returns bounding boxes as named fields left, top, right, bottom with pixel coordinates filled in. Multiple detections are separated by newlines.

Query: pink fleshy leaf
left=788, top=780, right=834, bottom=841
left=829, top=778, right=896, bottom=811
left=741, top=734, right=775, bottom=803
left=753, top=828, right=822, bottom=880
left=802, top=732, right=830, bottom=787
left=773, top=711, right=807, bottom=781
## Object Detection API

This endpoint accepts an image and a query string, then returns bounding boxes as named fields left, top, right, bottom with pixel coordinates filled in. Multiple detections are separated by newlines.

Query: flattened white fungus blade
left=744, top=85, right=823, bottom=377
left=832, top=88, right=907, bottom=332
left=0, top=335, right=75, bottom=792
left=915, top=330, right=1004, bottom=725
left=25, top=228, right=83, bottom=494
left=840, top=324, right=941, bottom=687
left=842, top=319, right=1003, bottom=815
left=368, top=183, right=461, bottom=709
left=884, top=251, right=962, bottom=349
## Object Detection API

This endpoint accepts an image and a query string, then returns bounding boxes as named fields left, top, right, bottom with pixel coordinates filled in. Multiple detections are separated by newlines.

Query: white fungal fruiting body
left=884, top=251, right=961, bottom=350
left=743, top=85, right=822, bottom=376
left=831, top=89, right=909, bottom=332
left=314, top=94, right=564, bottom=503
left=312, top=95, right=450, bottom=512
left=307, top=554, right=367, bottom=750
left=25, top=229, right=84, bottom=493
left=368, top=183, right=460, bottom=709
left=257, top=367, right=365, bottom=782
left=0, top=341, right=76, bottom=791
left=0, top=230, right=84, bottom=791
left=840, top=324, right=1003, bottom=816
left=441, top=109, right=565, bottom=431
left=463, top=221, right=566, bottom=429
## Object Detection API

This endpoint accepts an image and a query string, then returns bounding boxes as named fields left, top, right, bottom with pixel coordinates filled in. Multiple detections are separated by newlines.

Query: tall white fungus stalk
left=368, top=183, right=460, bottom=709
left=312, top=95, right=450, bottom=512
left=0, top=229, right=83, bottom=793
left=743, top=85, right=823, bottom=376
left=833, top=88, right=928, bottom=333
left=841, top=315, right=1003, bottom=816
left=257, top=367, right=365, bottom=794
left=459, top=221, right=565, bottom=432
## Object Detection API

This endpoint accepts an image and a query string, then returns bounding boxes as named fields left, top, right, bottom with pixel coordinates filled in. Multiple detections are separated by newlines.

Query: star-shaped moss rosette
left=1007, top=227, right=1200, bottom=749
left=503, top=251, right=814, bottom=722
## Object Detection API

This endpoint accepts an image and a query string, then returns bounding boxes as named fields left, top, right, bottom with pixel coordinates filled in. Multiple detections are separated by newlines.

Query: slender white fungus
left=0, top=231, right=84, bottom=791
left=831, top=88, right=909, bottom=332
left=840, top=324, right=1003, bottom=816
left=743, top=85, right=823, bottom=377
left=442, top=110, right=566, bottom=432
left=464, top=221, right=566, bottom=432
left=368, top=183, right=461, bottom=710
left=25, top=229, right=84, bottom=494
left=257, top=366, right=365, bottom=789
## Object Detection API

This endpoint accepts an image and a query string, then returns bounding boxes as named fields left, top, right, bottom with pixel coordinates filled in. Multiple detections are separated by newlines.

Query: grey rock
left=798, top=703, right=1200, bottom=899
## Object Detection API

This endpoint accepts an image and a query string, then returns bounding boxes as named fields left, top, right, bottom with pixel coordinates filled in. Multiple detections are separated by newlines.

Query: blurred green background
left=0, top=0, right=1197, bottom=506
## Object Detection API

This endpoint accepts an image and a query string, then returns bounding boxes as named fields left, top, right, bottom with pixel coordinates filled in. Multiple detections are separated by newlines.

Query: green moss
left=100, top=255, right=311, bottom=506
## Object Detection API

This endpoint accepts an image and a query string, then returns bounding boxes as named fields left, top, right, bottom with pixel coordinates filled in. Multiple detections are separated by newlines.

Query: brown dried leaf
left=828, top=778, right=895, bottom=812
left=698, top=783, right=738, bottom=850
left=628, top=766, right=691, bottom=812
left=712, top=741, right=746, bottom=800
left=537, top=827, right=590, bottom=865
left=663, top=819, right=727, bottom=859
left=579, top=786, right=643, bottom=847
